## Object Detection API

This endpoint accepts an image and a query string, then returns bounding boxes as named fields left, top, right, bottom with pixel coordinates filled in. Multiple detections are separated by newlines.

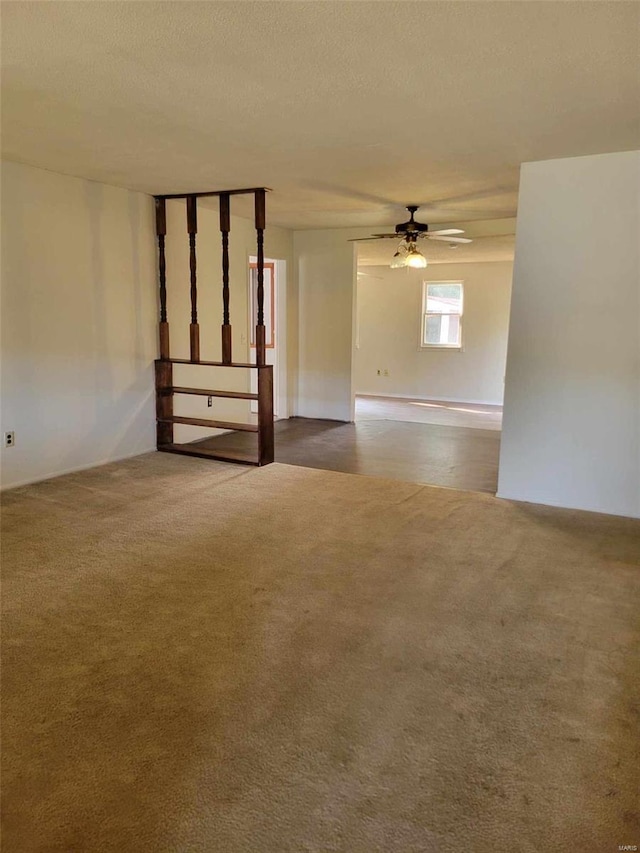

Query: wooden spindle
left=254, top=189, right=266, bottom=366
left=220, top=193, right=232, bottom=364
left=187, top=195, right=200, bottom=362
left=155, top=197, right=170, bottom=359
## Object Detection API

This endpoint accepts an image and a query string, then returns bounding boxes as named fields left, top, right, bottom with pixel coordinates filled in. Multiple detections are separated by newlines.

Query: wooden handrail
left=156, top=187, right=270, bottom=200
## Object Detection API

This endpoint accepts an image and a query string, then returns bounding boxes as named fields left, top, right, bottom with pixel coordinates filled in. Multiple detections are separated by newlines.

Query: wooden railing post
left=254, top=189, right=266, bottom=366
left=155, top=197, right=170, bottom=359
left=155, top=360, right=173, bottom=447
left=186, top=195, right=200, bottom=362
left=257, top=365, right=274, bottom=465
left=220, top=193, right=232, bottom=364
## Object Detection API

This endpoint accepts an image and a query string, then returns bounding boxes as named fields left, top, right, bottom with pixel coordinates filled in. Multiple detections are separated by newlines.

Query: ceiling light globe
left=405, top=251, right=428, bottom=269
left=390, top=252, right=407, bottom=269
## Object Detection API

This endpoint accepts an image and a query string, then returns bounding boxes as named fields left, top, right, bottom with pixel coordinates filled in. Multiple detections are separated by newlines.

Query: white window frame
left=420, top=280, right=464, bottom=350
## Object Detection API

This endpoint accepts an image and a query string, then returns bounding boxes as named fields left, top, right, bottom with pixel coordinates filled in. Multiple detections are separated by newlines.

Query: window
left=421, top=281, right=463, bottom=348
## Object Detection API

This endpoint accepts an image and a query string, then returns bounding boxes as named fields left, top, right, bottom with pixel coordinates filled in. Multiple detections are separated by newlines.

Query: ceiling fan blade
left=428, top=228, right=465, bottom=236
left=427, top=235, right=473, bottom=244
left=348, top=233, right=403, bottom=241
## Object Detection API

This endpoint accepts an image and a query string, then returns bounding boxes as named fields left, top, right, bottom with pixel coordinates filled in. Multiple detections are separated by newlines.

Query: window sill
left=419, top=345, right=464, bottom=352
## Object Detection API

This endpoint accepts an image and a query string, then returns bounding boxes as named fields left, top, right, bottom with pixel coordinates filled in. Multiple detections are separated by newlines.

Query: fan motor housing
left=395, top=205, right=429, bottom=234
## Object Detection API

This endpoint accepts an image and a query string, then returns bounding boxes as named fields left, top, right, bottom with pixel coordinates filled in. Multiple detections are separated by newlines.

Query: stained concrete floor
left=355, top=395, right=503, bottom=431
left=195, top=416, right=501, bottom=494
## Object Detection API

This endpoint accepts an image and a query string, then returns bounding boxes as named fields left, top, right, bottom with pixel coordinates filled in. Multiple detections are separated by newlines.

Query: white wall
left=354, top=261, right=512, bottom=404
left=0, top=165, right=295, bottom=486
left=294, top=229, right=356, bottom=420
left=498, top=150, right=640, bottom=518
left=0, top=161, right=158, bottom=489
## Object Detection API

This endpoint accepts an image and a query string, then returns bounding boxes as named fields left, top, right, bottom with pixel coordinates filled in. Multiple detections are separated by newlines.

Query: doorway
left=348, top=257, right=512, bottom=493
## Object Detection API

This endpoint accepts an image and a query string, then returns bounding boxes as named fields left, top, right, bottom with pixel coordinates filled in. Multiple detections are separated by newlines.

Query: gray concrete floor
left=355, top=395, right=502, bottom=431
left=195, top=416, right=501, bottom=494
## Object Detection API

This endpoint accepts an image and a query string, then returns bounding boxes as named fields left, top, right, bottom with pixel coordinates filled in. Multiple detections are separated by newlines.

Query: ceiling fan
left=350, top=205, right=473, bottom=268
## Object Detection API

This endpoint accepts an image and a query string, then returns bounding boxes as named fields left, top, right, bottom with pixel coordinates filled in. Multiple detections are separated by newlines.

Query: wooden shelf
left=158, top=443, right=259, bottom=465
left=161, top=358, right=260, bottom=369
left=158, top=416, right=258, bottom=432
left=169, top=386, right=258, bottom=401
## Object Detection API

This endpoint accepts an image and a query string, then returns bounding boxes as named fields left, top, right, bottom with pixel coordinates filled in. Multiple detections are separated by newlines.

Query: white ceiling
left=2, top=2, right=639, bottom=230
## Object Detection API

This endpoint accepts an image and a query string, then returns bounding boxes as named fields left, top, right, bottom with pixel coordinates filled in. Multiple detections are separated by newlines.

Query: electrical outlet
left=207, top=396, right=213, bottom=407
left=4, top=431, right=15, bottom=447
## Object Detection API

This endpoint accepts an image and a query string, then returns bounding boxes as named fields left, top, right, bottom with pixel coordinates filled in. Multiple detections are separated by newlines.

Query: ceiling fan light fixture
left=405, top=244, right=428, bottom=269
left=390, top=243, right=408, bottom=269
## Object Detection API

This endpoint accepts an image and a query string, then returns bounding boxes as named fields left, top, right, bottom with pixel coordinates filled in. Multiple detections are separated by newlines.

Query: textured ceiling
left=2, top=2, right=639, bottom=230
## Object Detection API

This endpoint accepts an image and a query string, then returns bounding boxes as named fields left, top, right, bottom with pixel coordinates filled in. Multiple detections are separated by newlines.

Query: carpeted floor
left=2, top=453, right=639, bottom=852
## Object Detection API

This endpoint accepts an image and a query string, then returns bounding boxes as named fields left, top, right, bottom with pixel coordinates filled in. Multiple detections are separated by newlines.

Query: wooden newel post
left=155, top=359, right=173, bottom=446
left=254, top=189, right=266, bottom=366
left=187, top=195, right=200, bottom=362
left=258, top=365, right=274, bottom=465
left=220, top=193, right=232, bottom=364
left=155, top=197, right=170, bottom=359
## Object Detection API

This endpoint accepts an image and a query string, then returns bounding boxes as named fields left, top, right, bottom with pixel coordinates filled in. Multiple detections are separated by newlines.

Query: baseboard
left=496, top=489, right=639, bottom=520
left=0, top=445, right=157, bottom=491
left=356, top=392, right=503, bottom=407
left=290, top=415, right=349, bottom=424
left=293, top=407, right=352, bottom=421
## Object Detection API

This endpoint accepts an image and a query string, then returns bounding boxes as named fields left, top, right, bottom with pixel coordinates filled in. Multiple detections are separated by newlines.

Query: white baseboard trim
left=356, top=392, right=503, bottom=407
left=1, top=445, right=157, bottom=491
left=292, top=415, right=349, bottom=423
left=495, top=490, right=639, bottom=519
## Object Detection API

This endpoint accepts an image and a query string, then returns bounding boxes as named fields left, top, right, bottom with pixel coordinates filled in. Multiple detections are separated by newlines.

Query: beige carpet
left=2, top=453, right=639, bottom=852
left=356, top=395, right=503, bottom=431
